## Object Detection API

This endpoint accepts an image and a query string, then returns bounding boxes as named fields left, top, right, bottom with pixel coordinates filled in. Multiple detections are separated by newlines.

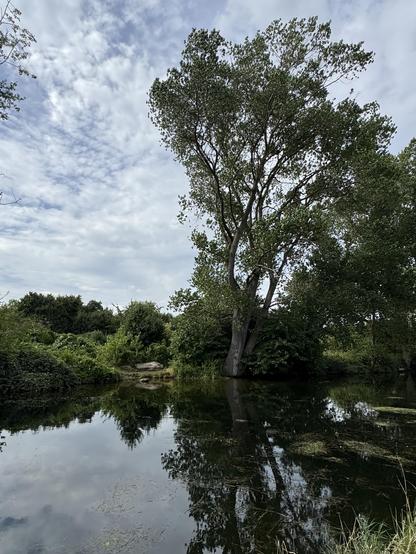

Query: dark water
left=1, top=376, right=416, bottom=554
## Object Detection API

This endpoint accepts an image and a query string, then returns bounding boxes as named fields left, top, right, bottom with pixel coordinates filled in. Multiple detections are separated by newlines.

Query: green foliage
left=323, top=333, right=402, bottom=374
left=174, top=360, right=221, bottom=380
left=17, top=292, right=83, bottom=333
left=0, top=346, right=78, bottom=394
left=53, top=347, right=119, bottom=384
left=122, top=301, right=166, bottom=346
left=0, top=304, right=53, bottom=348
left=328, top=508, right=416, bottom=554
left=98, top=327, right=145, bottom=367
left=144, top=341, right=171, bottom=367
left=16, top=292, right=118, bottom=334
left=74, top=300, right=119, bottom=334
left=170, top=296, right=231, bottom=372
left=0, top=303, right=119, bottom=393
left=81, top=329, right=108, bottom=345
left=245, top=307, right=323, bottom=376
left=150, top=17, right=394, bottom=375
left=53, top=333, right=98, bottom=356
left=285, top=144, right=416, bottom=374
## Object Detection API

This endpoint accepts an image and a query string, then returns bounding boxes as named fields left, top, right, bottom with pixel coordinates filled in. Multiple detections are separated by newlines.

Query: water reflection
left=162, top=379, right=400, bottom=553
left=1, top=377, right=416, bottom=553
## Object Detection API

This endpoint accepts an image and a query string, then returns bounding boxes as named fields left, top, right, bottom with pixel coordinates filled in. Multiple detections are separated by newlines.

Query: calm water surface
left=1, top=376, right=416, bottom=553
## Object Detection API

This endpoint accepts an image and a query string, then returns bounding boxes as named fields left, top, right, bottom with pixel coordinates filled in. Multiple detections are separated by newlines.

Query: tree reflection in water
left=162, top=380, right=333, bottom=553
left=101, top=386, right=169, bottom=448
left=1, top=377, right=416, bottom=553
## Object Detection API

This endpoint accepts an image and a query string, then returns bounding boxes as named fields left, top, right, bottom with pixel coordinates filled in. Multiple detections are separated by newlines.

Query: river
left=1, top=375, right=416, bottom=553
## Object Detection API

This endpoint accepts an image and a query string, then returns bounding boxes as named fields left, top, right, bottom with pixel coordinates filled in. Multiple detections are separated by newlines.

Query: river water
left=1, top=376, right=416, bottom=553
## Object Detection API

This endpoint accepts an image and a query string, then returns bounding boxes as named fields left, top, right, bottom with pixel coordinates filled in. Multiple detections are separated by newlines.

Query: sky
left=0, top=0, right=415, bottom=308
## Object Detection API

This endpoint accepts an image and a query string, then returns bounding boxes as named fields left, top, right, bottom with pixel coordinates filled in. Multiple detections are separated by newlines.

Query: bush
left=170, top=301, right=231, bottom=372
left=0, top=304, right=53, bottom=349
left=83, top=330, right=107, bottom=345
left=245, top=308, right=323, bottom=377
left=0, top=346, right=78, bottom=394
left=98, top=327, right=145, bottom=367
left=144, top=341, right=171, bottom=367
left=53, top=348, right=120, bottom=384
left=53, top=333, right=98, bottom=356
left=174, top=359, right=221, bottom=380
left=322, top=333, right=401, bottom=374
left=122, top=301, right=166, bottom=346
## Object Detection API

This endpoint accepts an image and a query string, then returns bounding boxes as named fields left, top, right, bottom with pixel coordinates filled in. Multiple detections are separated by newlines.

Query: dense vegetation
left=0, top=296, right=172, bottom=394
left=169, top=139, right=416, bottom=378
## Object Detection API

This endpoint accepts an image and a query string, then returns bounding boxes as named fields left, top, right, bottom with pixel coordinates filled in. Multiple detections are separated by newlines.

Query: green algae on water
left=289, top=433, right=329, bottom=456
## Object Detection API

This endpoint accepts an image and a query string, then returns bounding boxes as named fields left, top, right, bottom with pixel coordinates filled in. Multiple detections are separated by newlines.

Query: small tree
left=149, top=17, right=394, bottom=376
left=122, top=301, right=166, bottom=346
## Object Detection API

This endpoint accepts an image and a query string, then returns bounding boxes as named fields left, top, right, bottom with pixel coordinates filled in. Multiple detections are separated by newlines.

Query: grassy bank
left=330, top=508, right=416, bottom=554
left=276, top=505, right=416, bottom=554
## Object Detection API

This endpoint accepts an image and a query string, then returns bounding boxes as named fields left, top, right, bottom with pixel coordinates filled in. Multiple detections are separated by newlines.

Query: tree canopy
left=149, top=17, right=394, bottom=375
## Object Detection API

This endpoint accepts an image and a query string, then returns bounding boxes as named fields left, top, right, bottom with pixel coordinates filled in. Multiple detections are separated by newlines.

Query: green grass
left=275, top=502, right=416, bottom=554
left=328, top=509, right=416, bottom=554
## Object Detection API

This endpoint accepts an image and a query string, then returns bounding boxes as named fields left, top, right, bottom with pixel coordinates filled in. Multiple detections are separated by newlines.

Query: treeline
left=0, top=294, right=171, bottom=395
left=17, top=292, right=119, bottom=334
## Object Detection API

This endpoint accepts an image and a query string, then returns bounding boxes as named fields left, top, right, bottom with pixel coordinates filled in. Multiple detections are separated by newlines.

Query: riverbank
left=119, top=366, right=175, bottom=383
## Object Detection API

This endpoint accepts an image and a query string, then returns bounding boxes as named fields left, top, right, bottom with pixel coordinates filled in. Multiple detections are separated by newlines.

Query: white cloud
left=216, top=0, right=416, bottom=150
left=0, top=0, right=415, bottom=306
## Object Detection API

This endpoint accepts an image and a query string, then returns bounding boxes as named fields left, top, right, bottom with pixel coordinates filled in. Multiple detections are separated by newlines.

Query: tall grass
left=329, top=509, right=416, bottom=553
left=275, top=502, right=416, bottom=554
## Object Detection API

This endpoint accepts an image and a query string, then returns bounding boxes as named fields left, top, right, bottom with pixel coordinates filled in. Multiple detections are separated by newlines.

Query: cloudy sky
left=0, top=0, right=415, bottom=308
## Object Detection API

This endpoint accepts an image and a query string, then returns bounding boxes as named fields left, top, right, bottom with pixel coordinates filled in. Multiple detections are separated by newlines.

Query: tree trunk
left=223, top=308, right=251, bottom=377
left=244, top=274, right=278, bottom=357
left=224, top=272, right=260, bottom=377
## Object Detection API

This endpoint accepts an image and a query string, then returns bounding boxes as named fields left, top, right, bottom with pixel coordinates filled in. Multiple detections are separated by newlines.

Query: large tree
left=149, top=18, right=394, bottom=376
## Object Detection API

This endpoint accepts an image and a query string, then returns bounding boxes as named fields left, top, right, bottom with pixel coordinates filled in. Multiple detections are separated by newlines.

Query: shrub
left=83, top=330, right=107, bottom=345
left=144, top=341, right=171, bottom=367
left=0, top=346, right=78, bottom=394
left=122, top=301, right=166, bottom=346
left=54, top=348, right=120, bottom=384
left=245, top=308, right=323, bottom=377
left=53, top=333, right=98, bottom=356
left=0, top=304, right=52, bottom=349
left=170, top=301, right=231, bottom=372
left=322, top=333, right=401, bottom=374
left=174, top=359, right=221, bottom=380
left=98, top=327, right=145, bottom=367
